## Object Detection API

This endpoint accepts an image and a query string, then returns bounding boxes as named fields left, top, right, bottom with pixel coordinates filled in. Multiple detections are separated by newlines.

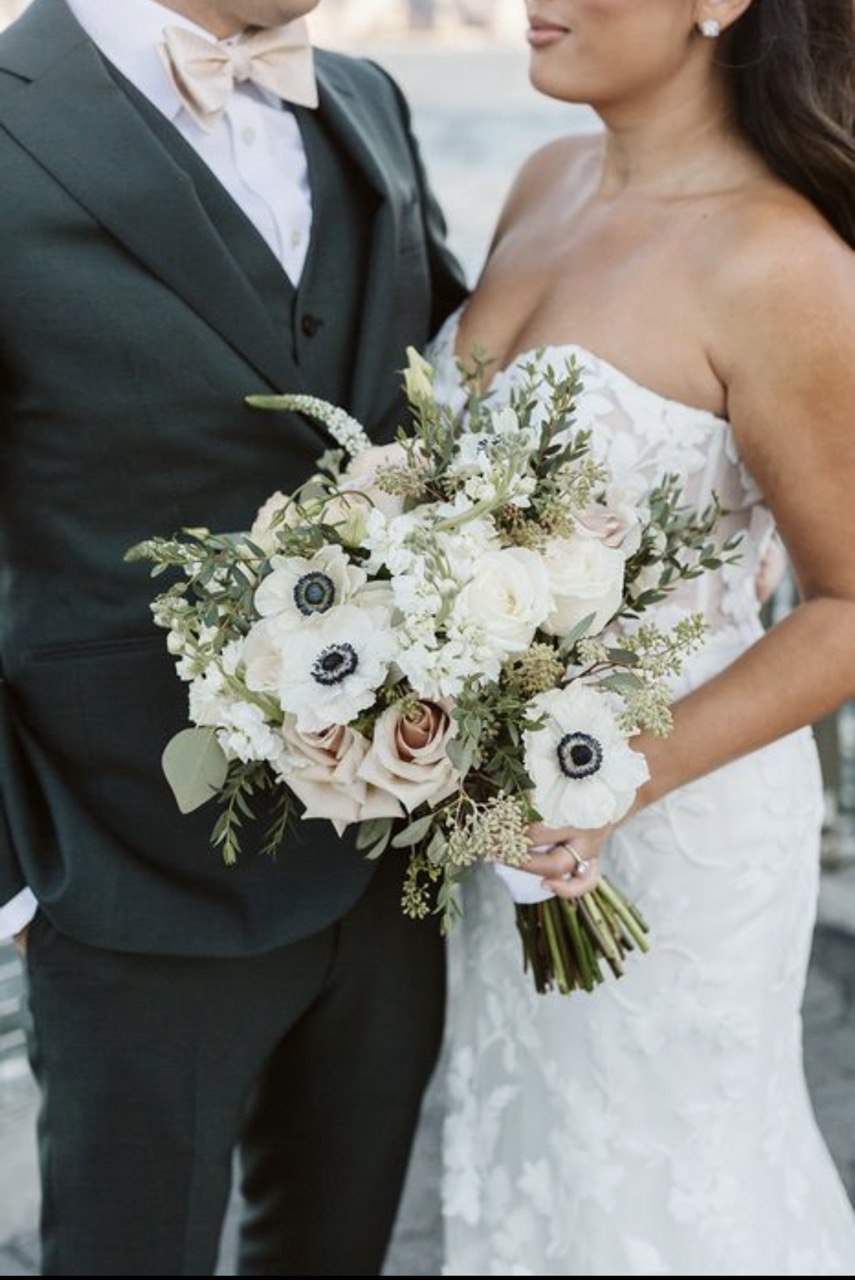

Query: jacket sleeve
left=0, top=673, right=26, bottom=903
left=373, top=64, right=470, bottom=336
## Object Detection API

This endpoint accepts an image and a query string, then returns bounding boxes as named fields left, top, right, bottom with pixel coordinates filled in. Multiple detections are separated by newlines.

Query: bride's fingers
left=544, top=859, right=600, bottom=900
left=521, top=844, right=578, bottom=878
left=527, top=822, right=578, bottom=848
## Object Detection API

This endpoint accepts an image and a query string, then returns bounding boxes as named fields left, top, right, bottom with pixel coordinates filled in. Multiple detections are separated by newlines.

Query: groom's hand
left=521, top=823, right=611, bottom=899
left=12, top=926, right=28, bottom=957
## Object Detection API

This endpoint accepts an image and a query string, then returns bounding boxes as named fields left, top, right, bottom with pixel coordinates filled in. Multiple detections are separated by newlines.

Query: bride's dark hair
left=720, top=0, right=855, bottom=247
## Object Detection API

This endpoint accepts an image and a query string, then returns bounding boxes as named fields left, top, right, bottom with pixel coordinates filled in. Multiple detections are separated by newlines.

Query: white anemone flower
left=524, top=683, right=650, bottom=829
left=276, top=605, right=396, bottom=732
left=254, top=544, right=367, bottom=626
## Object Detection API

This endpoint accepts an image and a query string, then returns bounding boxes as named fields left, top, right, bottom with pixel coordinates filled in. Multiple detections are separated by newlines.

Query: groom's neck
left=156, top=2, right=248, bottom=40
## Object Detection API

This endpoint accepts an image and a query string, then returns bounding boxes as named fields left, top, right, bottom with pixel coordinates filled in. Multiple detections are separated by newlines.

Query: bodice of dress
left=429, top=309, right=775, bottom=662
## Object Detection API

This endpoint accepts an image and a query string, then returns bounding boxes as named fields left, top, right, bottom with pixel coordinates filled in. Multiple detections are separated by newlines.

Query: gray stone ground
left=2, top=45, right=855, bottom=1277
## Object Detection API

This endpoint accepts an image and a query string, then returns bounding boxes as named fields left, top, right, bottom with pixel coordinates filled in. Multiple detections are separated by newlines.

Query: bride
left=428, top=0, right=855, bottom=1274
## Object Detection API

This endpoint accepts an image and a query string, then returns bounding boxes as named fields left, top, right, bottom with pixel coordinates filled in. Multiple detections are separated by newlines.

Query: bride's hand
left=521, top=822, right=614, bottom=900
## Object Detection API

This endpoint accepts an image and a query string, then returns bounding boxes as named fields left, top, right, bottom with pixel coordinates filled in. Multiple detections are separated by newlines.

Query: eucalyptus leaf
left=446, top=738, right=474, bottom=776
left=558, top=613, right=596, bottom=652
left=391, top=812, right=435, bottom=849
left=598, top=672, right=645, bottom=696
left=606, top=647, right=641, bottom=666
left=365, top=822, right=394, bottom=861
left=356, top=818, right=388, bottom=852
left=162, top=728, right=228, bottom=814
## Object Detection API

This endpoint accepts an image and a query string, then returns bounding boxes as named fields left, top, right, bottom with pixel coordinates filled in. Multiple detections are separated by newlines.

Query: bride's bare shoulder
left=711, top=181, right=855, bottom=362
left=492, top=133, right=602, bottom=245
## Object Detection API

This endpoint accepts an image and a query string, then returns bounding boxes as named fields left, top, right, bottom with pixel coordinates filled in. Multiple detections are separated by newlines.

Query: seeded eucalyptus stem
left=516, top=877, right=650, bottom=996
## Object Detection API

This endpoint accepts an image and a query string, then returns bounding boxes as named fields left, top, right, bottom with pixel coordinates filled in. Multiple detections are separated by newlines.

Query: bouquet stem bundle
left=517, top=879, right=650, bottom=994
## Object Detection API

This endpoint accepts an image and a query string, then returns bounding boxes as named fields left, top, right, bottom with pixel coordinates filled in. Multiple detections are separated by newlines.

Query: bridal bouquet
left=128, top=349, right=736, bottom=995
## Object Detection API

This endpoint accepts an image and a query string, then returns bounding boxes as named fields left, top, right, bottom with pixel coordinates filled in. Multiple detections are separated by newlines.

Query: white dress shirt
left=0, top=0, right=316, bottom=941
left=70, top=0, right=314, bottom=280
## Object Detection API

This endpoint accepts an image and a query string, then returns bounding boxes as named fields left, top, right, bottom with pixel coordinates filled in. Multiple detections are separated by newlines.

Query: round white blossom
left=540, top=535, right=625, bottom=640
left=451, top=547, right=553, bottom=664
left=274, top=605, right=396, bottom=732
left=254, top=544, right=367, bottom=626
left=524, top=683, right=650, bottom=829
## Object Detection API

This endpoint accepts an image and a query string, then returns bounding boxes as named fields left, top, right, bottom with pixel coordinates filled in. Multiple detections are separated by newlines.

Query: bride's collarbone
left=454, top=294, right=725, bottom=418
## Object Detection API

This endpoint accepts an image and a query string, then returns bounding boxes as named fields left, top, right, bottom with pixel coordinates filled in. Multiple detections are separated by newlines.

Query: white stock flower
left=392, top=571, right=444, bottom=617
left=397, top=631, right=485, bottom=701
left=362, top=508, right=421, bottom=575
left=541, top=535, right=625, bottom=640
left=275, top=605, right=396, bottom=732
left=188, top=669, right=229, bottom=727
left=524, top=683, right=650, bottom=829
left=208, top=701, right=291, bottom=774
left=451, top=547, right=553, bottom=662
left=254, top=544, right=367, bottom=626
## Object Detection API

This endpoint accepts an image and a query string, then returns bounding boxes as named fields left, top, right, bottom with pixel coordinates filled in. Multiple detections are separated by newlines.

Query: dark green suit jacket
left=0, top=0, right=467, bottom=954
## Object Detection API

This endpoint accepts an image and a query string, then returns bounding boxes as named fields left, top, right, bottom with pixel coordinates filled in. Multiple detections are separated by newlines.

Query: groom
left=0, top=0, right=466, bottom=1273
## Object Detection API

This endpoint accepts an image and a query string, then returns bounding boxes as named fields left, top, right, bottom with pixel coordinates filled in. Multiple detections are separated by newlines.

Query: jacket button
left=301, top=314, right=323, bottom=339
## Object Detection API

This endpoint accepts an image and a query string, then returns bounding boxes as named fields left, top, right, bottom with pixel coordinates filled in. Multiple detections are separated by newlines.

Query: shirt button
left=291, top=230, right=302, bottom=248
left=241, top=126, right=256, bottom=146
left=301, top=314, right=323, bottom=339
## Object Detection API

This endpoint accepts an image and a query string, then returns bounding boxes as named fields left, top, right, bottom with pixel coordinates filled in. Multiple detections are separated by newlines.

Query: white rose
left=451, top=547, right=554, bottom=661
left=541, top=535, right=625, bottom=640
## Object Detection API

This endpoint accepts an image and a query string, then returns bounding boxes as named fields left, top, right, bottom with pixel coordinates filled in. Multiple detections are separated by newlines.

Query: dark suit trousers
left=25, top=852, right=445, bottom=1276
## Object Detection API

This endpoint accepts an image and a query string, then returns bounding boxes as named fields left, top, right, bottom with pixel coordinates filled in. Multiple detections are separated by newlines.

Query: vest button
left=301, top=314, right=323, bottom=339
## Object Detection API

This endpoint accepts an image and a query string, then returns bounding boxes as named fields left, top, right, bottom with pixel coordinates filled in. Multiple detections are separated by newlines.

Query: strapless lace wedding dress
left=427, top=310, right=855, bottom=1276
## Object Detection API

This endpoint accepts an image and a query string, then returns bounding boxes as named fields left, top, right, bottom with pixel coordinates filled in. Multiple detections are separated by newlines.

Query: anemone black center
left=556, top=731, right=603, bottom=781
left=311, top=642, right=358, bottom=686
left=294, top=571, right=336, bottom=617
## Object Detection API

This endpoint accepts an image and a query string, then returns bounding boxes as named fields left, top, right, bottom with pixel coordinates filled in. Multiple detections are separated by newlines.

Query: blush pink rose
left=575, top=486, right=644, bottom=558
left=358, top=699, right=459, bottom=813
left=281, top=719, right=403, bottom=835
left=337, top=443, right=412, bottom=518
left=250, top=491, right=300, bottom=553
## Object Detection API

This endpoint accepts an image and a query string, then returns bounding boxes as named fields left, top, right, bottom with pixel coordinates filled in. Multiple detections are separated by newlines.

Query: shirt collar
left=65, top=0, right=237, bottom=122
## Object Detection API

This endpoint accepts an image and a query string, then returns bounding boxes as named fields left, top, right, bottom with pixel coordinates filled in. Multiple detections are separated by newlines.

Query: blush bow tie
left=159, top=19, right=319, bottom=131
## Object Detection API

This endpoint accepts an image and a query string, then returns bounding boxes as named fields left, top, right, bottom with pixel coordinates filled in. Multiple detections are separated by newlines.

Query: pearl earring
left=699, top=18, right=721, bottom=38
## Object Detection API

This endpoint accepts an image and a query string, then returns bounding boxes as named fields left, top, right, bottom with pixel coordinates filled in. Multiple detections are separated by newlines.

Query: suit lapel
left=0, top=0, right=297, bottom=393
left=312, top=57, right=409, bottom=424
